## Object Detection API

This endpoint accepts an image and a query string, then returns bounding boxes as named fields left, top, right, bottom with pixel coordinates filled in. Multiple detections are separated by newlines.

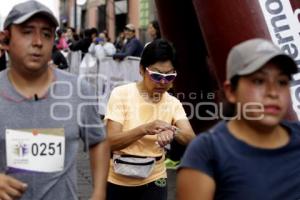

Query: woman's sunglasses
left=146, top=68, right=177, bottom=83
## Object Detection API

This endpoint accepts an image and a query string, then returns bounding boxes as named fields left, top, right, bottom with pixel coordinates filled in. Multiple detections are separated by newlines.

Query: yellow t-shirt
left=105, top=83, right=187, bottom=186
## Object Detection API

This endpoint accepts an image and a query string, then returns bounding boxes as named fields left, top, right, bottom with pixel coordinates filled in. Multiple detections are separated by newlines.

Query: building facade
left=60, top=0, right=158, bottom=43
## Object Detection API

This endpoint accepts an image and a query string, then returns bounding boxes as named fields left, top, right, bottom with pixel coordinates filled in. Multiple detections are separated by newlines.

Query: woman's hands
left=156, top=129, right=174, bottom=147
left=143, top=120, right=177, bottom=147
left=143, top=120, right=171, bottom=135
left=107, top=119, right=181, bottom=151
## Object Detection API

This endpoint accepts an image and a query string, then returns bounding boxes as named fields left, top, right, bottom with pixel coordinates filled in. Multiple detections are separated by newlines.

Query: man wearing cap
left=0, top=1, right=109, bottom=200
left=177, top=38, right=300, bottom=200
left=113, top=23, right=143, bottom=60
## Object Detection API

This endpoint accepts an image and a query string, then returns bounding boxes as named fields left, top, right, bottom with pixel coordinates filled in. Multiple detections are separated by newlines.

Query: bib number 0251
left=31, top=142, right=62, bottom=156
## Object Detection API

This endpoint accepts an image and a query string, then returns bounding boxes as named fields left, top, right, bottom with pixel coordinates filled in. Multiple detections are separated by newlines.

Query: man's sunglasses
left=146, top=68, right=177, bottom=83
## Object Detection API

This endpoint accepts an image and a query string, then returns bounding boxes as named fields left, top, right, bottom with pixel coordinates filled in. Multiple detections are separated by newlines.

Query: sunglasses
left=146, top=68, right=177, bottom=83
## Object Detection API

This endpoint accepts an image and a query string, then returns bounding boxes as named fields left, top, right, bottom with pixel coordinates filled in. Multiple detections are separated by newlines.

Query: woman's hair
left=150, top=20, right=161, bottom=39
left=140, top=39, right=176, bottom=70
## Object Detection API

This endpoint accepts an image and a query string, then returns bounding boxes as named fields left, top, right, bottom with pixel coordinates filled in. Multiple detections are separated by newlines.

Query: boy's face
left=226, top=62, right=291, bottom=128
left=7, top=15, right=55, bottom=74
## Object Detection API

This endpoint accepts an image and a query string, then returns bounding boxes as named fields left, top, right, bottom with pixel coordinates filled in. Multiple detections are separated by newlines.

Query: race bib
left=5, top=128, right=65, bottom=173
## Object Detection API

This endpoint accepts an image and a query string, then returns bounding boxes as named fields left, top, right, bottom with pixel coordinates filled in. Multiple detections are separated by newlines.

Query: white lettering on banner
left=259, top=0, right=300, bottom=119
left=5, top=129, right=65, bottom=173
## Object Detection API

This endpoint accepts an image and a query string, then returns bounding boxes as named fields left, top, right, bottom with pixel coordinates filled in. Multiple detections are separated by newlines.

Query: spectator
left=66, top=26, right=81, bottom=73
left=90, top=27, right=99, bottom=43
left=99, top=32, right=116, bottom=56
left=88, top=28, right=106, bottom=60
left=147, top=20, right=161, bottom=41
left=69, top=28, right=93, bottom=59
left=66, top=26, right=79, bottom=42
left=51, top=45, right=69, bottom=70
left=113, top=24, right=143, bottom=60
left=0, top=1, right=109, bottom=200
left=177, top=38, right=299, bottom=200
left=114, top=31, right=126, bottom=52
left=55, top=29, right=68, bottom=51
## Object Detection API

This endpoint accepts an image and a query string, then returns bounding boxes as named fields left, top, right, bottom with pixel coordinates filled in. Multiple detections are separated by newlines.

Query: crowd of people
left=49, top=22, right=147, bottom=70
left=0, top=1, right=299, bottom=200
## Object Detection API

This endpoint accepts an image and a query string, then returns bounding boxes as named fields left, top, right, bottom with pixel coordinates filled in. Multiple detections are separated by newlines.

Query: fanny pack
left=113, top=154, right=158, bottom=179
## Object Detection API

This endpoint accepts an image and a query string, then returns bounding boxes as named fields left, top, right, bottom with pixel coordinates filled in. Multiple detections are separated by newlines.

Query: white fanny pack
left=113, top=154, right=157, bottom=179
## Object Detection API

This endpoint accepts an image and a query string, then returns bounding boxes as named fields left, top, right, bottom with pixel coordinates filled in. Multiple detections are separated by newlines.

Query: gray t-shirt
left=0, top=68, right=106, bottom=200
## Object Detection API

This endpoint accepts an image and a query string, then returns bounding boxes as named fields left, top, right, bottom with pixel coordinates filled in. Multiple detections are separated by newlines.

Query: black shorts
left=106, top=178, right=168, bottom=200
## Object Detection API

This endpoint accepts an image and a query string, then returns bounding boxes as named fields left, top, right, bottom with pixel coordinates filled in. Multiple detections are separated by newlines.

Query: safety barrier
left=67, top=52, right=141, bottom=115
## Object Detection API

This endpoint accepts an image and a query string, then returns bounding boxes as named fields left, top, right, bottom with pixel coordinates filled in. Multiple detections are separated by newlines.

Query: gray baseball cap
left=226, top=38, right=297, bottom=80
left=3, top=0, right=58, bottom=30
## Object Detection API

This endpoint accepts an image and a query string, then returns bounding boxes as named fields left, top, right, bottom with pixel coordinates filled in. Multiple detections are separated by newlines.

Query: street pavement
left=77, top=150, right=177, bottom=200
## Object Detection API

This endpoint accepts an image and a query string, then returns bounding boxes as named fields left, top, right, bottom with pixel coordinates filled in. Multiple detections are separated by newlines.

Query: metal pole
left=74, top=0, right=77, bottom=30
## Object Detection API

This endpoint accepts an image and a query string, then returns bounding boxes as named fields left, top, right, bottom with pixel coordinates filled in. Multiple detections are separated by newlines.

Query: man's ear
left=223, top=80, right=237, bottom=104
